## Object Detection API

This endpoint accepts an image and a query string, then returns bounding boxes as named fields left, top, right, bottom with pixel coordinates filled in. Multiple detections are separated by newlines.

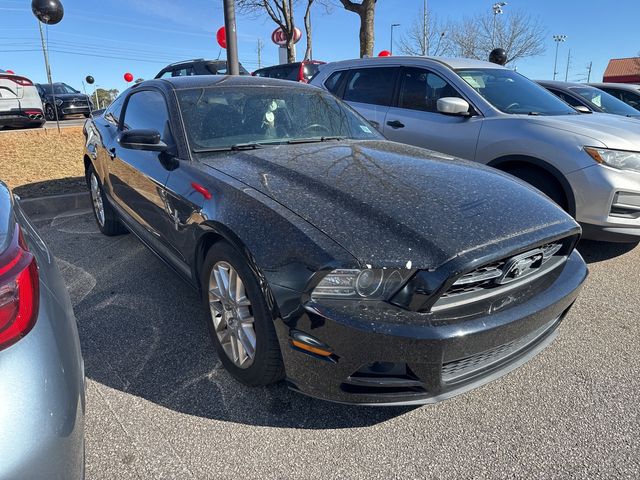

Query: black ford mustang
left=83, top=76, right=587, bottom=405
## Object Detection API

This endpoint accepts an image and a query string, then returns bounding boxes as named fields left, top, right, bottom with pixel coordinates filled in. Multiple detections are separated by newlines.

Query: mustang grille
left=434, top=243, right=565, bottom=310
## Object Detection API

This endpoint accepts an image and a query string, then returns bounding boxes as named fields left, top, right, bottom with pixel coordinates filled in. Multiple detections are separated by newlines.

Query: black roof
left=154, top=75, right=319, bottom=91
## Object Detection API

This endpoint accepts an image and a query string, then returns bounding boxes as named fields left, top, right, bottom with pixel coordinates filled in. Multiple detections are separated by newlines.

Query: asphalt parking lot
left=35, top=211, right=640, bottom=480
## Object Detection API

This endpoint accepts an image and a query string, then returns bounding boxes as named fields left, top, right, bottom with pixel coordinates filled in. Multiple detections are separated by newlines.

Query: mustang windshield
left=177, top=86, right=382, bottom=151
left=457, top=68, right=577, bottom=116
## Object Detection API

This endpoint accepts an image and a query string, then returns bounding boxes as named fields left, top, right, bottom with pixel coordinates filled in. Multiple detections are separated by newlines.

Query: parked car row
left=0, top=68, right=94, bottom=129
left=2, top=53, right=637, bottom=474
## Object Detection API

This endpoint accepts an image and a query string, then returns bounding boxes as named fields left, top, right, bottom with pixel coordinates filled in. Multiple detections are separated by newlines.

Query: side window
left=171, top=67, right=195, bottom=77
left=104, top=94, right=125, bottom=124
left=548, top=89, right=583, bottom=107
left=159, top=70, right=173, bottom=79
left=621, top=91, right=640, bottom=110
left=343, top=67, right=398, bottom=106
left=399, top=67, right=462, bottom=112
left=324, top=71, right=345, bottom=95
left=121, top=90, right=174, bottom=144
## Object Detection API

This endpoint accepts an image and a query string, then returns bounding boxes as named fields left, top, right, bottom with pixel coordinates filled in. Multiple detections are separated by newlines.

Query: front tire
left=88, top=167, right=127, bottom=236
left=201, top=242, right=284, bottom=386
left=44, top=104, right=57, bottom=121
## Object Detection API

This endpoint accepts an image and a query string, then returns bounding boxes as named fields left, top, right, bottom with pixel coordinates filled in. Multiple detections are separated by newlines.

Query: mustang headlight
left=311, top=268, right=415, bottom=301
left=585, top=147, right=640, bottom=173
left=54, top=98, right=63, bottom=106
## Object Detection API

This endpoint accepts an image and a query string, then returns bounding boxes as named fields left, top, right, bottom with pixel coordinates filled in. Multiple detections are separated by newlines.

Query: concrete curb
left=18, top=192, right=91, bottom=219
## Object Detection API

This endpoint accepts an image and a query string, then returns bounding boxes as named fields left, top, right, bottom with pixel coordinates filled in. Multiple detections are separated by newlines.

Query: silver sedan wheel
left=90, top=173, right=105, bottom=227
left=208, top=261, right=256, bottom=368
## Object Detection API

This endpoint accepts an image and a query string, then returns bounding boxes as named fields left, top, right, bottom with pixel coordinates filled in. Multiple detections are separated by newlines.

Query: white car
left=0, top=69, right=45, bottom=129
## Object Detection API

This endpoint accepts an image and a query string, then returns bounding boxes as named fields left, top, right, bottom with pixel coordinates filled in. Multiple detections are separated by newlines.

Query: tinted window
left=458, top=69, right=576, bottom=115
left=122, top=90, right=173, bottom=142
left=621, top=91, right=640, bottom=110
left=177, top=86, right=381, bottom=151
left=569, top=86, right=640, bottom=116
left=104, top=94, right=125, bottom=124
left=547, top=88, right=584, bottom=108
left=324, top=71, right=346, bottom=95
left=399, top=67, right=462, bottom=112
left=343, top=68, right=398, bottom=106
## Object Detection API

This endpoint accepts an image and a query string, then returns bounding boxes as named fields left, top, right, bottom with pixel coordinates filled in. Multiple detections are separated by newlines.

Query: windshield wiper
left=230, top=142, right=265, bottom=150
left=527, top=111, right=541, bottom=116
left=193, top=142, right=266, bottom=153
left=287, top=136, right=346, bottom=144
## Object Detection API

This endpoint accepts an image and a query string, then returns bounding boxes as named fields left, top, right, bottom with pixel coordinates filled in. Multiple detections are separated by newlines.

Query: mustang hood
left=200, top=141, right=579, bottom=269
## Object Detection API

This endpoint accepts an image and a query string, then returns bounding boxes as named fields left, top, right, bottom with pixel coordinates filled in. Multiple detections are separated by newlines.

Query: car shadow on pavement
left=577, top=239, right=638, bottom=264
left=52, top=214, right=413, bottom=430
left=14, top=176, right=85, bottom=198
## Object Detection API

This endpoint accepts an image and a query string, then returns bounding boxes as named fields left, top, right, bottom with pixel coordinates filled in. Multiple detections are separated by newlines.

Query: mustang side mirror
left=437, top=97, right=472, bottom=117
left=117, top=129, right=168, bottom=152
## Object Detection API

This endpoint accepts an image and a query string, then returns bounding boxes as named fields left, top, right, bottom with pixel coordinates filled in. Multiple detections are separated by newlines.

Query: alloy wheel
left=208, top=261, right=257, bottom=368
left=90, top=173, right=105, bottom=227
left=45, top=105, right=56, bottom=121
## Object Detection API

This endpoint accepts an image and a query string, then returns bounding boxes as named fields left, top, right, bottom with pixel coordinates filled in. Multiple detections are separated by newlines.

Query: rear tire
left=502, top=164, right=568, bottom=212
left=201, top=242, right=285, bottom=387
left=87, top=167, right=127, bottom=236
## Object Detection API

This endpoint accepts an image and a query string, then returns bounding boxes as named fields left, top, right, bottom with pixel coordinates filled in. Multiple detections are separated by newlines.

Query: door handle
left=386, top=120, right=405, bottom=129
left=108, top=147, right=116, bottom=159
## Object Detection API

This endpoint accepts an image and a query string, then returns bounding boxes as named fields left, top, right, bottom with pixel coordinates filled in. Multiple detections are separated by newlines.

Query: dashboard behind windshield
left=457, top=68, right=576, bottom=116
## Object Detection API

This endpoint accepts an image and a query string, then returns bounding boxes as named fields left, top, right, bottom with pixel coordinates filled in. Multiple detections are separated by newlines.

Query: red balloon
left=124, top=72, right=134, bottom=82
left=378, top=50, right=392, bottom=57
left=217, top=26, right=227, bottom=49
left=6, top=69, right=15, bottom=74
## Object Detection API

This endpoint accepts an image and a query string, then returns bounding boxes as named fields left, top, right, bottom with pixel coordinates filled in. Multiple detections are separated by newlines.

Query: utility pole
left=422, top=0, right=427, bottom=55
left=222, top=0, right=240, bottom=75
left=565, top=49, right=571, bottom=81
left=553, top=34, right=567, bottom=80
left=256, top=38, right=264, bottom=69
left=37, top=21, right=52, bottom=85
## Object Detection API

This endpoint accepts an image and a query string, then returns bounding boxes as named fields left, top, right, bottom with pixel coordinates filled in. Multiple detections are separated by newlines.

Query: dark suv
left=252, top=60, right=325, bottom=83
left=154, top=59, right=249, bottom=78
left=35, top=83, right=92, bottom=120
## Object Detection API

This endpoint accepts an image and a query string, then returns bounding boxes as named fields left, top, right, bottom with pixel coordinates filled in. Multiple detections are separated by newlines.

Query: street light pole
left=390, top=23, right=400, bottom=55
left=222, top=0, right=240, bottom=75
left=492, top=2, right=507, bottom=47
left=553, top=34, right=567, bottom=80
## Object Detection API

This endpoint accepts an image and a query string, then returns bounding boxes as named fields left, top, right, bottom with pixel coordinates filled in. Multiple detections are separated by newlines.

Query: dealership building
left=603, top=57, right=640, bottom=83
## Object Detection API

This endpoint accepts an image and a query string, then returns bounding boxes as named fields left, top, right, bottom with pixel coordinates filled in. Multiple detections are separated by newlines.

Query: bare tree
left=237, top=0, right=297, bottom=62
left=397, top=12, right=451, bottom=57
left=302, top=0, right=332, bottom=60
left=448, top=10, right=546, bottom=65
left=337, top=0, right=377, bottom=58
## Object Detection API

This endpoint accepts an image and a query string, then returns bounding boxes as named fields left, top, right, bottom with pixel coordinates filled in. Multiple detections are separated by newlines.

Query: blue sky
left=0, top=0, right=638, bottom=93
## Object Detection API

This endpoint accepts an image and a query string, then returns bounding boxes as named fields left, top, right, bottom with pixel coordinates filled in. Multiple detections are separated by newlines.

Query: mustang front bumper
left=274, top=250, right=587, bottom=406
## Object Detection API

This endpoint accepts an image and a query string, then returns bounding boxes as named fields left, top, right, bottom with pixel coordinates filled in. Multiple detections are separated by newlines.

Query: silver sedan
left=0, top=181, right=84, bottom=479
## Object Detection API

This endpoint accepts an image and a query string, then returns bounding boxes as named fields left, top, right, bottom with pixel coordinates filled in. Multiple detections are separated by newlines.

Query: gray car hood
left=526, top=113, right=640, bottom=150
left=200, top=141, right=578, bottom=269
